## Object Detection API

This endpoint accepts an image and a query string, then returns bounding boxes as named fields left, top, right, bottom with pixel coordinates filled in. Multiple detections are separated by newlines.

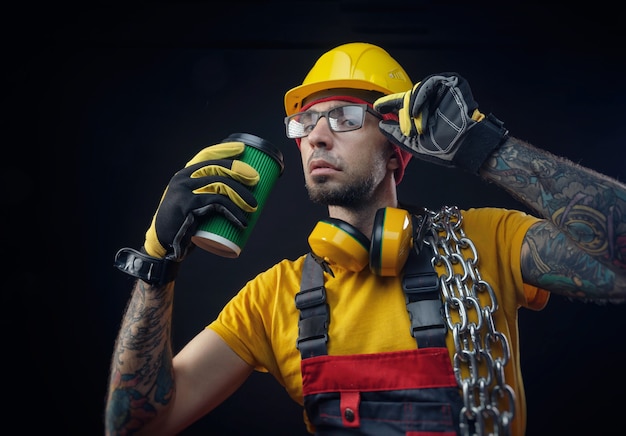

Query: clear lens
left=285, top=104, right=368, bottom=139
left=329, top=105, right=365, bottom=132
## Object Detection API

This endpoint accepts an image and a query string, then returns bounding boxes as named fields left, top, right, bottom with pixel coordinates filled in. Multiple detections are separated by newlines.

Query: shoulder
left=240, top=254, right=309, bottom=297
left=461, top=206, right=539, bottom=223
left=255, top=254, right=309, bottom=280
left=460, top=207, right=542, bottom=236
left=455, top=206, right=542, bottom=263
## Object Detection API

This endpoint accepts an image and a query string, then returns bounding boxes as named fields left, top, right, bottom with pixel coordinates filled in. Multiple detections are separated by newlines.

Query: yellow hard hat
left=284, top=42, right=413, bottom=116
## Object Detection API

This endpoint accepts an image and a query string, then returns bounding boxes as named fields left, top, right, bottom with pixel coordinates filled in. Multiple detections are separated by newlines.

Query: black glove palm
left=374, top=73, right=508, bottom=174
left=144, top=142, right=259, bottom=261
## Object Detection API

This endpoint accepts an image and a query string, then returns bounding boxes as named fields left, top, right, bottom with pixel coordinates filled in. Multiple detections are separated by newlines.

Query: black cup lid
left=224, top=133, right=285, bottom=174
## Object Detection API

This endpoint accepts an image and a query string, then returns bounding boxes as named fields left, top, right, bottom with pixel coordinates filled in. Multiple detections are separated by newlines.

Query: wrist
left=453, top=113, right=509, bottom=174
left=114, top=247, right=180, bottom=287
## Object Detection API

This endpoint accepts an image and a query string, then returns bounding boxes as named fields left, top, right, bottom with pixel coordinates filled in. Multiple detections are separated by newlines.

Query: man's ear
left=387, top=147, right=400, bottom=172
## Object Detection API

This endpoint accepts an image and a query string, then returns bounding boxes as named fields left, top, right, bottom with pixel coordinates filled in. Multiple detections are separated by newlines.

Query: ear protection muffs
left=307, top=207, right=414, bottom=276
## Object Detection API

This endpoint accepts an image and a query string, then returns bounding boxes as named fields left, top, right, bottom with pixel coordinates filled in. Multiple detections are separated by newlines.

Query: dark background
left=9, top=1, right=625, bottom=434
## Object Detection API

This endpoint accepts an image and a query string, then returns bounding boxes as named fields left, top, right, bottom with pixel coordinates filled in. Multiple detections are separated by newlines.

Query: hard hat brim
left=284, top=79, right=394, bottom=116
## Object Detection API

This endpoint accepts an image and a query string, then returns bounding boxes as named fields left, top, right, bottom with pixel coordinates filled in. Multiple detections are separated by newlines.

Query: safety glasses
left=284, top=104, right=382, bottom=139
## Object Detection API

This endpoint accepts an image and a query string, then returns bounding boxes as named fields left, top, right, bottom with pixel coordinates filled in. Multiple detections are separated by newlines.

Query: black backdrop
left=9, top=2, right=625, bottom=434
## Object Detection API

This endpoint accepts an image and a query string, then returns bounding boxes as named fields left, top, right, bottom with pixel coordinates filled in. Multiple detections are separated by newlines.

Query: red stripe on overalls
left=302, top=348, right=456, bottom=429
left=302, top=348, right=456, bottom=395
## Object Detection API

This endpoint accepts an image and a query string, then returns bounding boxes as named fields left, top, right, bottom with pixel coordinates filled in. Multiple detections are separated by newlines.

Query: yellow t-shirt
left=208, top=207, right=549, bottom=435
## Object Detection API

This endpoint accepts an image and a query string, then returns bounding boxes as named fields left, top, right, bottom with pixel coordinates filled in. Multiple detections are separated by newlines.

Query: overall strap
left=295, top=253, right=330, bottom=358
left=402, top=245, right=447, bottom=348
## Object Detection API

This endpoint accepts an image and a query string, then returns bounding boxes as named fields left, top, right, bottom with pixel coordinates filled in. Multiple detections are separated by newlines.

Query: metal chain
left=423, top=206, right=515, bottom=436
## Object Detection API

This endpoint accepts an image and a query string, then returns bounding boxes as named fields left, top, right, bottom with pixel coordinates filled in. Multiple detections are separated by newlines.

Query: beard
left=305, top=173, right=377, bottom=207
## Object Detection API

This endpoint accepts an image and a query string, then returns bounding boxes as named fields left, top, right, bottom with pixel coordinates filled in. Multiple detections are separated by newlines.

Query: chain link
left=423, top=206, right=515, bottom=436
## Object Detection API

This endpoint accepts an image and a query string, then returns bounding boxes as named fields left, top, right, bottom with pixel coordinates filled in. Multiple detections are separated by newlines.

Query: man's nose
left=307, top=114, right=333, bottom=146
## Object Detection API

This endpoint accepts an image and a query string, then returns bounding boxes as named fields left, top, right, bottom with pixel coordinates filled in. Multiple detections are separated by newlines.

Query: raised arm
left=374, top=72, right=626, bottom=302
left=105, top=141, right=261, bottom=435
left=481, top=137, right=626, bottom=301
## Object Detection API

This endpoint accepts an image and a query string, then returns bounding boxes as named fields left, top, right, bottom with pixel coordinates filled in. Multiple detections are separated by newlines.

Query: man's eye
left=342, top=117, right=359, bottom=127
left=298, top=114, right=316, bottom=129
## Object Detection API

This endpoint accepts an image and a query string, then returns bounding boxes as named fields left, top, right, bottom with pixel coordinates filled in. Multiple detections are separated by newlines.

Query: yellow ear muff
left=307, top=218, right=370, bottom=272
left=370, top=207, right=413, bottom=276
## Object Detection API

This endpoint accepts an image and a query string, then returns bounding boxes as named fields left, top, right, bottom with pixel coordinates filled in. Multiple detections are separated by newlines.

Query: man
left=105, top=43, right=626, bottom=435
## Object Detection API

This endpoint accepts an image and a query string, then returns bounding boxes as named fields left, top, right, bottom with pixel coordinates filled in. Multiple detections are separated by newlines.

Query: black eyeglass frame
left=284, top=103, right=383, bottom=139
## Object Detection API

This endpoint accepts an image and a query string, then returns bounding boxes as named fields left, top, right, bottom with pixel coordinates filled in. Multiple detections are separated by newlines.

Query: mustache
left=307, top=151, right=341, bottom=168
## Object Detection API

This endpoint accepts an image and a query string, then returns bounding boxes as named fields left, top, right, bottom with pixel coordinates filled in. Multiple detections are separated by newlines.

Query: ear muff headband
left=308, top=218, right=370, bottom=272
left=369, top=207, right=413, bottom=276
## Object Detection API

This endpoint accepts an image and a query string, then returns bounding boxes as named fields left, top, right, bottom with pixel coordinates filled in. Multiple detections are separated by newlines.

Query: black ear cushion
left=369, top=208, right=386, bottom=275
left=323, top=218, right=370, bottom=247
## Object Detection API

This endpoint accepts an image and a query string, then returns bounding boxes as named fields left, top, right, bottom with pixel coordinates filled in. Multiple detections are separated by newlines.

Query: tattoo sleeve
left=481, top=137, right=626, bottom=301
left=105, top=280, right=175, bottom=434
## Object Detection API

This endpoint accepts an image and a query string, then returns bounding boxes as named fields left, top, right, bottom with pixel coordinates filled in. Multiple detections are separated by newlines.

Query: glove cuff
left=114, top=247, right=180, bottom=287
left=452, top=113, right=509, bottom=174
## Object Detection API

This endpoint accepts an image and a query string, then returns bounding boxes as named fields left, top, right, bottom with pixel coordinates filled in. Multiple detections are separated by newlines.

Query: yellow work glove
left=144, top=141, right=259, bottom=261
left=374, top=73, right=508, bottom=174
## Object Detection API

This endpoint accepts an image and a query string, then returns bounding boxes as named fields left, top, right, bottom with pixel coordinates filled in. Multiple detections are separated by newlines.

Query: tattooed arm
left=480, top=137, right=626, bottom=302
left=104, top=280, right=176, bottom=436
left=104, top=280, right=253, bottom=435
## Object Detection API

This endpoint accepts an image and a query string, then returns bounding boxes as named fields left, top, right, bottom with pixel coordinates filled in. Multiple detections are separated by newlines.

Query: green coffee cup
left=191, top=133, right=284, bottom=258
